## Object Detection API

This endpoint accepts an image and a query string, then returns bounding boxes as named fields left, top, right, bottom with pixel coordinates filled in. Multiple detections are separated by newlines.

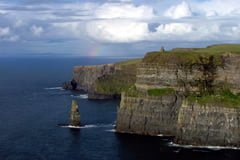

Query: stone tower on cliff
left=69, top=100, right=80, bottom=126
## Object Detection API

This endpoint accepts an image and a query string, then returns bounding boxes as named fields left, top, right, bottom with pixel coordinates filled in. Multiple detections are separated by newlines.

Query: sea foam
left=44, top=87, right=64, bottom=90
left=70, top=94, right=88, bottom=99
left=169, top=142, right=240, bottom=150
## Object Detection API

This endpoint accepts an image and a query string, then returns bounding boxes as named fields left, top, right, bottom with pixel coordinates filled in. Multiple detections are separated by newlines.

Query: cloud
left=51, top=22, right=84, bottom=38
left=108, top=0, right=132, bottom=2
left=230, top=25, right=240, bottom=39
left=7, top=35, right=19, bottom=42
left=1, top=0, right=240, bottom=56
left=192, top=0, right=240, bottom=17
left=155, top=23, right=193, bottom=35
left=0, top=27, right=19, bottom=42
left=86, top=20, right=239, bottom=43
left=14, top=19, right=24, bottom=28
left=164, top=1, right=193, bottom=19
left=95, top=3, right=154, bottom=19
left=86, top=20, right=149, bottom=43
left=0, top=27, right=10, bottom=37
left=0, top=9, right=7, bottom=14
left=30, top=25, right=44, bottom=36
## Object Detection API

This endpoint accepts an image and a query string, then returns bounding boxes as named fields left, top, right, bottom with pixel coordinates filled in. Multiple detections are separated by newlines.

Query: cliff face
left=73, top=64, right=115, bottom=91
left=69, top=44, right=240, bottom=147
left=136, top=54, right=240, bottom=93
left=116, top=93, right=182, bottom=136
left=116, top=46, right=240, bottom=147
left=175, top=100, right=240, bottom=147
left=71, top=59, right=139, bottom=99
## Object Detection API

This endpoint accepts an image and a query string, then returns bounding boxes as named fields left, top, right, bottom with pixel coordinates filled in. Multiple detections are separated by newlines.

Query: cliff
left=73, top=64, right=115, bottom=91
left=116, top=44, right=240, bottom=147
left=175, top=100, right=240, bottom=147
left=116, top=92, right=182, bottom=136
left=70, top=59, right=140, bottom=99
left=68, top=44, right=240, bottom=147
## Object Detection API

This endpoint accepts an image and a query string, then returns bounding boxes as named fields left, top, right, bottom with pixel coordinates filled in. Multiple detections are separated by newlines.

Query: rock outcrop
left=69, top=100, right=81, bottom=126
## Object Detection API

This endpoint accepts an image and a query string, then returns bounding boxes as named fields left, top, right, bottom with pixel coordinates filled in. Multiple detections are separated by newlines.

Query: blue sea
left=0, top=57, right=239, bottom=160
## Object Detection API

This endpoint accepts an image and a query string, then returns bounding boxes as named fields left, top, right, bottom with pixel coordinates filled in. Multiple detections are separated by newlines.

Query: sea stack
left=69, top=100, right=81, bottom=126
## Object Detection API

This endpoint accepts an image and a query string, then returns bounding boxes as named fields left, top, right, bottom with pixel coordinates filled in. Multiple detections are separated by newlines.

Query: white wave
left=105, top=129, right=116, bottom=132
left=169, top=142, right=240, bottom=150
left=80, top=125, right=98, bottom=129
left=71, top=94, right=88, bottom=99
left=60, top=123, right=114, bottom=129
left=45, top=87, right=64, bottom=90
left=60, top=124, right=97, bottom=129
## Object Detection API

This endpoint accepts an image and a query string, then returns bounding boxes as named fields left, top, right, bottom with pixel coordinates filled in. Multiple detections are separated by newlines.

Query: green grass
left=125, top=85, right=145, bottom=97
left=147, top=88, right=175, bottom=96
left=143, top=44, right=240, bottom=65
left=194, top=44, right=240, bottom=54
left=95, top=58, right=140, bottom=95
left=186, top=90, right=240, bottom=108
left=115, top=58, right=142, bottom=65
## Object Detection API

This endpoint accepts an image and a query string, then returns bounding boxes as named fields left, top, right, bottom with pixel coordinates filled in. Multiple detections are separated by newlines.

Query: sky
left=0, top=0, right=240, bottom=57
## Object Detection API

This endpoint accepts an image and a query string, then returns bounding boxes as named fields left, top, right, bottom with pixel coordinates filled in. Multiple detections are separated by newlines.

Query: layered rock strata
left=175, top=100, right=240, bottom=147
left=116, top=53, right=240, bottom=147
left=136, top=54, right=240, bottom=93
left=116, top=93, right=182, bottom=136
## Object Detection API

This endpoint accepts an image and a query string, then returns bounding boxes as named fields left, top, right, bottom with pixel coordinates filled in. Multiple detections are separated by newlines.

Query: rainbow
left=88, top=43, right=101, bottom=57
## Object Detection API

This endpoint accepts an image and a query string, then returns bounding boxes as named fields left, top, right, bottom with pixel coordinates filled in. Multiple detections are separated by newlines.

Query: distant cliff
left=73, top=64, right=115, bottom=91
left=68, top=59, right=140, bottom=99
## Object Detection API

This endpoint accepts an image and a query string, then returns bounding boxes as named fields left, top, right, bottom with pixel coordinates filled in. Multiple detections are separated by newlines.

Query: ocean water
left=0, top=57, right=239, bottom=160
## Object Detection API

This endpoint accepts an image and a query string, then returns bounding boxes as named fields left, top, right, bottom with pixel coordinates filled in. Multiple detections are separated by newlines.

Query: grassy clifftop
left=143, top=44, right=240, bottom=65
left=94, top=44, right=240, bottom=109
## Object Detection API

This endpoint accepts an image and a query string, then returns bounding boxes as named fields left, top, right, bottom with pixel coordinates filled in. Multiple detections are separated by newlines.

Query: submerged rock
left=69, top=100, right=81, bottom=126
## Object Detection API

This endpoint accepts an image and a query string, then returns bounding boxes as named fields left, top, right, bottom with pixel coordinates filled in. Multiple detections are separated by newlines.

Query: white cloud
left=231, top=25, right=240, bottom=37
left=7, top=35, right=19, bottom=42
left=192, top=0, right=240, bottom=17
left=85, top=18, right=240, bottom=43
left=149, top=22, right=226, bottom=42
left=0, top=27, right=10, bottom=37
left=14, top=20, right=24, bottom=28
left=86, top=20, right=149, bottom=43
left=164, top=1, right=192, bottom=19
left=205, top=10, right=218, bottom=17
left=95, top=3, right=154, bottom=19
left=0, top=27, right=19, bottom=42
left=108, top=0, right=132, bottom=2
left=1, top=0, right=240, bottom=56
left=0, top=8, right=7, bottom=15
left=51, top=22, right=84, bottom=37
left=30, top=25, right=44, bottom=36
left=156, top=23, right=193, bottom=35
